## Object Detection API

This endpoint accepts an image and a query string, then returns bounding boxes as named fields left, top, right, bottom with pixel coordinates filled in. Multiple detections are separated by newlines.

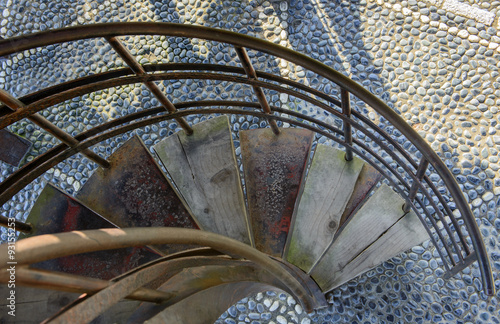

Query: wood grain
left=310, top=184, right=411, bottom=289
left=326, top=209, right=428, bottom=291
left=154, top=116, right=251, bottom=245
left=284, top=144, right=363, bottom=272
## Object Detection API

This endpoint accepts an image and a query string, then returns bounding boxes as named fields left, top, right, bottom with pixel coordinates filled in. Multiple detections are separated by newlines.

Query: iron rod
left=0, top=214, right=32, bottom=233
left=105, top=36, right=193, bottom=135
left=403, top=158, right=429, bottom=213
left=235, top=46, right=280, bottom=135
left=0, top=89, right=110, bottom=168
left=341, top=88, right=353, bottom=161
left=0, top=267, right=173, bottom=303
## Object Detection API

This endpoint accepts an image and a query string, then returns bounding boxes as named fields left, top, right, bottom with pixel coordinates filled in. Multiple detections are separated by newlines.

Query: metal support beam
left=403, top=157, right=429, bottom=213
left=341, top=88, right=353, bottom=161
left=0, top=214, right=32, bottom=233
left=0, top=89, right=110, bottom=168
left=0, top=266, right=173, bottom=303
left=105, top=36, right=193, bottom=135
left=235, top=46, right=280, bottom=135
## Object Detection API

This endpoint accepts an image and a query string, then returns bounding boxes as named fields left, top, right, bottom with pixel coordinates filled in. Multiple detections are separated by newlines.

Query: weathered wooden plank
left=77, top=135, right=199, bottom=255
left=0, top=285, right=141, bottom=324
left=284, top=145, right=364, bottom=272
left=240, top=128, right=314, bottom=257
left=20, top=184, right=161, bottom=280
left=310, top=184, right=410, bottom=290
left=326, top=210, right=428, bottom=290
left=128, top=263, right=267, bottom=323
left=339, top=163, right=382, bottom=228
left=154, top=116, right=251, bottom=245
left=0, top=286, right=79, bottom=323
left=0, top=128, right=32, bottom=166
left=144, top=282, right=283, bottom=324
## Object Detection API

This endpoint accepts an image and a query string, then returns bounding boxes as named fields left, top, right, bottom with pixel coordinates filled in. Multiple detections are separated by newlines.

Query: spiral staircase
left=0, top=23, right=494, bottom=323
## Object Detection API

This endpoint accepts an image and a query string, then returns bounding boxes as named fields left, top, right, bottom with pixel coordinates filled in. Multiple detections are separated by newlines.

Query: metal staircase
left=0, top=23, right=494, bottom=323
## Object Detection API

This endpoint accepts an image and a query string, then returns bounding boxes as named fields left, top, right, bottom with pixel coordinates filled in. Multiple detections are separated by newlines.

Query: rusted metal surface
left=339, top=163, right=382, bottom=228
left=0, top=266, right=172, bottom=303
left=0, top=129, right=31, bottom=166
left=0, top=214, right=32, bottom=233
left=0, top=228, right=321, bottom=313
left=241, top=128, right=314, bottom=257
left=0, top=89, right=110, bottom=168
left=76, top=135, right=199, bottom=255
left=21, top=184, right=160, bottom=280
left=341, top=88, right=353, bottom=161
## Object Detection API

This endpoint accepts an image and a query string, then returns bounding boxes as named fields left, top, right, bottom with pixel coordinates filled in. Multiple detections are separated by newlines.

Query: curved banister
left=0, top=228, right=326, bottom=312
left=0, top=23, right=493, bottom=295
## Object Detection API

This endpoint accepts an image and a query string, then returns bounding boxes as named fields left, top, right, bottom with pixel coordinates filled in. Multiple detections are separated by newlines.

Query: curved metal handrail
left=0, top=23, right=493, bottom=295
left=0, top=228, right=326, bottom=314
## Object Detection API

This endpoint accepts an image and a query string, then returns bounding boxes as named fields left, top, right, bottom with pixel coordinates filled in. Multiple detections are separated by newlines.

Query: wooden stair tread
left=128, top=263, right=266, bottom=323
left=326, top=209, right=428, bottom=290
left=240, top=128, right=314, bottom=257
left=76, top=135, right=199, bottom=255
left=310, top=184, right=428, bottom=291
left=21, top=184, right=160, bottom=280
left=154, top=116, right=251, bottom=245
left=143, top=282, right=282, bottom=324
left=339, top=163, right=382, bottom=228
left=284, top=144, right=364, bottom=272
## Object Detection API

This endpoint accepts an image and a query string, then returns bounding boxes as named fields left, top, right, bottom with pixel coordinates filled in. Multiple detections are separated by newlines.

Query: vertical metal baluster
left=341, top=88, right=353, bottom=161
left=403, top=157, right=429, bottom=213
left=0, top=89, right=110, bottom=168
left=235, top=46, right=280, bottom=135
left=105, top=36, right=193, bottom=135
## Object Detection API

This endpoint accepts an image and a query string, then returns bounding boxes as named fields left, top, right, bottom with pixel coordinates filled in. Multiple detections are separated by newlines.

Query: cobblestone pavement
left=1, top=0, right=500, bottom=323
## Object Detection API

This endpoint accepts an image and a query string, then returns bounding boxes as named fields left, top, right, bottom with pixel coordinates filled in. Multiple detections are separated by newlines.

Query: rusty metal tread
left=21, top=183, right=160, bottom=280
left=0, top=128, right=32, bottom=166
left=240, top=128, right=314, bottom=257
left=76, top=135, right=199, bottom=255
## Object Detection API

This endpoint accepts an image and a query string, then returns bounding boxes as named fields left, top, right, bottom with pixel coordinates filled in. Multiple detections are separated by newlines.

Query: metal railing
left=0, top=228, right=326, bottom=322
left=0, top=23, right=493, bottom=296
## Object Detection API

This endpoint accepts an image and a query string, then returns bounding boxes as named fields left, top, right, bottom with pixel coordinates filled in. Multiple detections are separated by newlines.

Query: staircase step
left=324, top=208, right=428, bottom=290
left=310, top=184, right=428, bottom=292
left=240, top=128, right=314, bottom=257
left=339, top=163, right=382, bottom=228
left=143, top=282, right=280, bottom=324
left=0, top=286, right=79, bottom=323
left=128, top=262, right=269, bottom=323
left=284, top=145, right=364, bottom=272
left=76, top=135, right=199, bottom=255
left=21, top=184, right=160, bottom=280
left=0, top=128, right=32, bottom=166
left=154, top=116, right=251, bottom=245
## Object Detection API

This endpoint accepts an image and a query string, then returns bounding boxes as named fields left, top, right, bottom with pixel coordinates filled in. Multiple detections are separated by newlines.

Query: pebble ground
left=1, top=0, right=500, bottom=323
